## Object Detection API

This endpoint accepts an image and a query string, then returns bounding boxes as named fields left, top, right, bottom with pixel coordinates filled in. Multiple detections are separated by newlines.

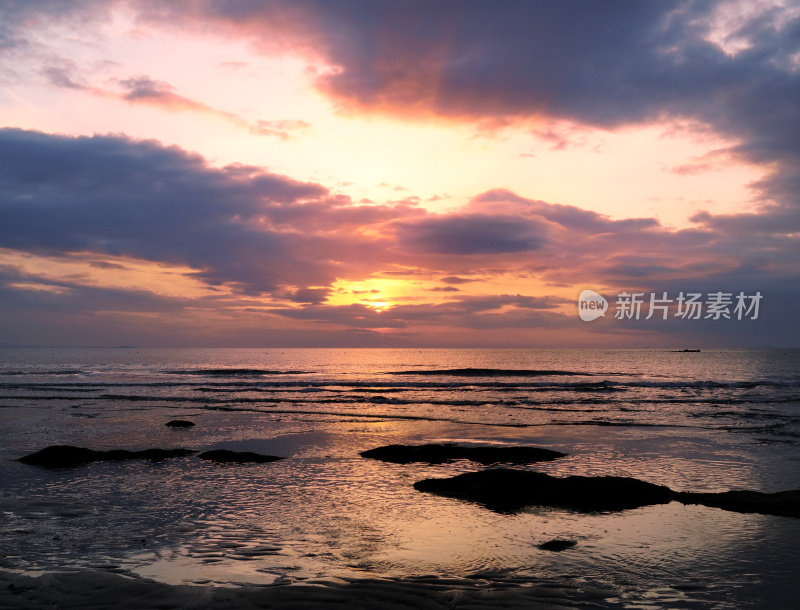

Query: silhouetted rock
left=17, top=446, right=96, bottom=467
left=165, top=420, right=195, bottom=428
left=361, top=443, right=567, bottom=465
left=17, top=445, right=196, bottom=468
left=197, top=449, right=284, bottom=464
left=413, top=469, right=674, bottom=512
left=676, top=489, right=800, bottom=518
left=414, top=468, right=800, bottom=519
left=538, top=539, right=577, bottom=551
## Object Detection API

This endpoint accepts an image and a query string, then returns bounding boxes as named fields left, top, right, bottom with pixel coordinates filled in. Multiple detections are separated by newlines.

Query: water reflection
left=3, top=422, right=798, bottom=607
left=1, top=348, right=799, bottom=608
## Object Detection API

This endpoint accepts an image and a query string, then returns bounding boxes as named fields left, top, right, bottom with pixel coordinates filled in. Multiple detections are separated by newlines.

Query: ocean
left=1, top=348, right=799, bottom=608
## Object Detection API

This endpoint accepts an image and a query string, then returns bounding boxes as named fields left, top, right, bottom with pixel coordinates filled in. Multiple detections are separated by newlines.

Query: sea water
left=1, top=348, right=799, bottom=607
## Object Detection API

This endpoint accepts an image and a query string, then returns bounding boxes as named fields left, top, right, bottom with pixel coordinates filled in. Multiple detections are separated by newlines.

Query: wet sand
left=0, top=569, right=624, bottom=609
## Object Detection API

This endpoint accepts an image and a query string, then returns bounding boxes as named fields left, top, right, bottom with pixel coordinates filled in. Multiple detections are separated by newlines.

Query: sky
left=0, top=0, right=798, bottom=348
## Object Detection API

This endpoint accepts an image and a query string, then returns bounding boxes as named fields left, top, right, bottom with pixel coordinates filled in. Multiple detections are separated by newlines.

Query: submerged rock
left=413, top=468, right=674, bottom=512
left=17, top=445, right=196, bottom=468
left=538, top=539, right=577, bottom=552
left=360, top=443, right=567, bottom=465
left=165, top=420, right=195, bottom=428
left=197, top=449, right=284, bottom=464
left=676, top=489, right=800, bottom=518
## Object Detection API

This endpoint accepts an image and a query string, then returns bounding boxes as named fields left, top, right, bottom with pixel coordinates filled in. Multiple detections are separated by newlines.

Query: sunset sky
left=0, top=0, right=798, bottom=347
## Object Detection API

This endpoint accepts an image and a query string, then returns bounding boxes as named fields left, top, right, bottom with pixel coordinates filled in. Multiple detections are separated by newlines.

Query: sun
left=367, top=301, right=390, bottom=312
left=325, top=277, right=416, bottom=310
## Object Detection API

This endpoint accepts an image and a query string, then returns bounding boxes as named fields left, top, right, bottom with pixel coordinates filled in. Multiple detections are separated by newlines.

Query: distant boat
left=672, top=349, right=701, bottom=352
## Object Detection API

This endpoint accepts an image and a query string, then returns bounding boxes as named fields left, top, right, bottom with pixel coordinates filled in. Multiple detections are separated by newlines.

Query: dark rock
left=361, top=443, right=567, bottom=465
left=17, top=446, right=97, bottom=467
left=197, top=449, right=284, bottom=464
left=165, top=420, right=195, bottom=428
left=413, top=468, right=674, bottom=513
left=538, top=539, right=577, bottom=552
left=102, top=448, right=196, bottom=462
left=676, top=489, right=800, bottom=518
left=414, top=468, right=800, bottom=519
left=17, top=445, right=196, bottom=468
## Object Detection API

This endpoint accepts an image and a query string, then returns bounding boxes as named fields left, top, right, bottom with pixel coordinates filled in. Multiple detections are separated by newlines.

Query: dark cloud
left=691, top=207, right=800, bottom=235
left=0, top=128, right=377, bottom=295
left=441, top=276, right=476, bottom=284
left=430, top=286, right=459, bottom=292
left=308, top=1, right=672, bottom=123
left=393, top=214, right=547, bottom=255
left=284, top=287, right=331, bottom=304
left=134, top=2, right=796, bottom=128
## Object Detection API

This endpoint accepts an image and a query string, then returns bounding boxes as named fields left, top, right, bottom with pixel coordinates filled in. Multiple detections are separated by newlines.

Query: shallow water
left=1, top=348, right=799, bottom=608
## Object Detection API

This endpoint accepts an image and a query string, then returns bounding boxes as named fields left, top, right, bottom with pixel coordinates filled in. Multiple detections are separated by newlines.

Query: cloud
left=441, top=276, right=476, bottom=284
left=0, top=128, right=796, bottom=346
left=393, top=214, right=548, bottom=255
left=41, top=65, right=86, bottom=90
left=119, top=76, right=211, bottom=112
left=120, top=0, right=800, bottom=223
left=115, top=76, right=310, bottom=139
left=4, top=1, right=799, bottom=211
left=265, top=293, right=564, bottom=332
left=4, top=3, right=799, bottom=168
left=0, top=2, right=796, bottom=346
left=0, top=128, right=379, bottom=295
left=250, top=119, right=311, bottom=139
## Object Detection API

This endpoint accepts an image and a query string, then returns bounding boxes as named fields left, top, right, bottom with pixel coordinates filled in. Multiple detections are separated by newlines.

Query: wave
left=2, top=377, right=795, bottom=395
left=548, top=420, right=697, bottom=428
left=194, top=404, right=529, bottom=427
left=165, top=368, right=312, bottom=377
left=0, top=369, right=84, bottom=376
left=388, top=368, right=593, bottom=377
left=0, top=390, right=795, bottom=408
left=79, top=394, right=526, bottom=408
